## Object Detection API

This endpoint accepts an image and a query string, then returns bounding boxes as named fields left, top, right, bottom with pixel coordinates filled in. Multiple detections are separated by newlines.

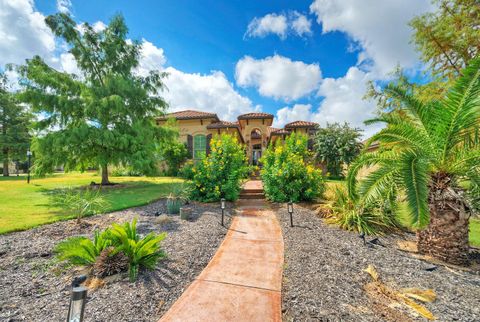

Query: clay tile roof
left=267, top=127, right=280, bottom=136
left=157, top=109, right=219, bottom=121
left=206, top=121, right=239, bottom=129
left=284, top=120, right=319, bottom=128
left=237, top=112, right=274, bottom=120
left=270, top=128, right=290, bottom=135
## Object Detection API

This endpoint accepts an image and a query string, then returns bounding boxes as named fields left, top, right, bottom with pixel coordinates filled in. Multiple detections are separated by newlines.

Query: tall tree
left=348, top=58, right=480, bottom=265
left=314, top=123, right=362, bottom=177
left=367, top=0, right=480, bottom=108
left=18, top=14, right=168, bottom=184
left=0, top=72, right=31, bottom=176
left=410, top=0, right=480, bottom=81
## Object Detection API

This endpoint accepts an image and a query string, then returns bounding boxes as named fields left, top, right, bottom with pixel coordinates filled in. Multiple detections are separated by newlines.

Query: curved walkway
left=160, top=199, right=284, bottom=322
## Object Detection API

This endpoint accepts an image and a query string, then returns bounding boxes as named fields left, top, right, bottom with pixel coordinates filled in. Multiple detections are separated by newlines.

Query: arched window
left=194, top=134, right=206, bottom=159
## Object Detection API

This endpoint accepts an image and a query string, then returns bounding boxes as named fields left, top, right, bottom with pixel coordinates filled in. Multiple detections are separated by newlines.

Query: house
left=156, top=110, right=318, bottom=165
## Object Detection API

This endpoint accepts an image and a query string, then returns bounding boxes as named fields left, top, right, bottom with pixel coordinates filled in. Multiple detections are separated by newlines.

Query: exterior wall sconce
left=221, top=198, right=226, bottom=227
left=288, top=202, right=294, bottom=227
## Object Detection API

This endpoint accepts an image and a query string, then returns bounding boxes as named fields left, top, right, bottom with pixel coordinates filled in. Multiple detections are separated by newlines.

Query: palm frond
left=439, top=56, right=480, bottom=161
left=358, top=164, right=399, bottom=206
left=399, top=152, right=430, bottom=228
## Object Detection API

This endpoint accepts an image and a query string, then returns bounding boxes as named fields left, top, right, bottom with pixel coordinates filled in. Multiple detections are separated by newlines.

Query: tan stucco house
left=156, top=110, right=318, bottom=165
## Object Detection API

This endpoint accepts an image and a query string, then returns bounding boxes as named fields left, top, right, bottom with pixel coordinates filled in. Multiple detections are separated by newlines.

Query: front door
left=252, top=149, right=262, bottom=166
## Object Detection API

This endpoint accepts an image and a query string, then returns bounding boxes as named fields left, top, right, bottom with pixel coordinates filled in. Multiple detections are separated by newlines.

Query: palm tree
left=347, top=58, right=480, bottom=265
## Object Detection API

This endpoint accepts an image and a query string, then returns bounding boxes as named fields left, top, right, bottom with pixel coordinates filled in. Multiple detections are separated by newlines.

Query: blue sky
left=1, top=0, right=435, bottom=136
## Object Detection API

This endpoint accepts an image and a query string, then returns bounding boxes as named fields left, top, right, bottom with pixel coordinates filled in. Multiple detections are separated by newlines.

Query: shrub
left=158, top=119, right=189, bottom=176
left=159, top=140, right=188, bottom=176
left=179, top=160, right=195, bottom=180
left=54, top=229, right=113, bottom=265
left=51, top=187, right=108, bottom=223
left=313, top=122, right=362, bottom=177
left=261, top=133, right=325, bottom=202
left=110, top=218, right=167, bottom=282
left=111, top=165, right=143, bottom=177
left=325, top=185, right=400, bottom=235
left=191, top=134, right=250, bottom=202
left=166, top=183, right=191, bottom=214
left=54, top=219, right=167, bottom=282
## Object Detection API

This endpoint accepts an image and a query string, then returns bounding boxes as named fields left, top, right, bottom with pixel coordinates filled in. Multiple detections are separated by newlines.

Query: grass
left=0, top=172, right=183, bottom=234
left=323, top=180, right=480, bottom=247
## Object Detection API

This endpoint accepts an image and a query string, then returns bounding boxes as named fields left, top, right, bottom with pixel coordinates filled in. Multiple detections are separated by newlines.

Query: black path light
left=67, top=275, right=88, bottom=322
left=288, top=201, right=294, bottom=227
left=221, top=198, right=226, bottom=227
left=26, top=150, right=32, bottom=184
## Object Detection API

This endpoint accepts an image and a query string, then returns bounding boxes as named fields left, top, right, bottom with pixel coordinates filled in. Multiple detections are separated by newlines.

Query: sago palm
left=347, top=57, right=480, bottom=265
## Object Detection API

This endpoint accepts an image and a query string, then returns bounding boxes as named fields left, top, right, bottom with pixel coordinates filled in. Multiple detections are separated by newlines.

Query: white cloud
left=275, top=67, right=383, bottom=138
left=275, top=104, right=313, bottom=127
left=310, top=0, right=433, bottom=75
left=163, top=67, right=257, bottom=121
left=56, top=0, right=71, bottom=14
left=291, top=12, right=312, bottom=36
left=59, top=52, right=81, bottom=76
left=245, top=12, right=312, bottom=39
left=0, top=0, right=55, bottom=67
left=235, top=55, right=321, bottom=101
left=135, top=39, right=167, bottom=77
left=92, top=21, right=106, bottom=32
left=245, top=13, right=288, bottom=39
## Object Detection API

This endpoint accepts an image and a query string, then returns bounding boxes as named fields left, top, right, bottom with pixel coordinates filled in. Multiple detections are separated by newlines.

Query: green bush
left=54, top=219, right=167, bottom=282
left=325, top=185, right=400, bottom=235
left=110, top=218, right=167, bottom=282
left=191, top=134, right=250, bottom=202
left=159, top=140, right=188, bottom=176
left=51, top=187, right=108, bottom=223
left=54, top=229, right=113, bottom=265
left=261, top=133, right=325, bottom=202
left=111, top=165, right=143, bottom=177
left=179, top=160, right=195, bottom=180
left=157, top=119, right=189, bottom=176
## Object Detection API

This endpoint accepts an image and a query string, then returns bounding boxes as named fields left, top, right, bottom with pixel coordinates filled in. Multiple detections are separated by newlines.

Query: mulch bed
left=275, top=203, right=480, bottom=322
left=0, top=200, right=233, bottom=322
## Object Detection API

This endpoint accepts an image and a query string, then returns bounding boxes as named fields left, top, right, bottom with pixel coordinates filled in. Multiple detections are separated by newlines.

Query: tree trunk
left=417, top=172, right=470, bottom=265
left=101, top=164, right=109, bottom=185
left=2, top=148, right=9, bottom=176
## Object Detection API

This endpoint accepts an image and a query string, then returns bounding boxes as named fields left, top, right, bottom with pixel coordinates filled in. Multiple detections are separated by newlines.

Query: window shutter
left=187, top=135, right=193, bottom=158
left=206, top=134, right=212, bottom=155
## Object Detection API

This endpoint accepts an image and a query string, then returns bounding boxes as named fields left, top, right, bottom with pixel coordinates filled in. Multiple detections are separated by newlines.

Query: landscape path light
left=26, top=150, right=32, bottom=184
left=288, top=201, right=294, bottom=227
left=67, top=275, right=87, bottom=322
left=221, top=198, right=226, bottom=227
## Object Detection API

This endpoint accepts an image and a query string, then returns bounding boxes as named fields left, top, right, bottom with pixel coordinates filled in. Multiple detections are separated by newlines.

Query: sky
left=0, top=0, right=436, bottom=137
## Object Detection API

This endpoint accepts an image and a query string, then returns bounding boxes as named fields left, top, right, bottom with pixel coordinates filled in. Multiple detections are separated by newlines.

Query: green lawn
left=0, top=172, right=183, bottom=234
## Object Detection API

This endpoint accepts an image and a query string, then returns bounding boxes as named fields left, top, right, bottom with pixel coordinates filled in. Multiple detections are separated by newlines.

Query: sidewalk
left=159, top=198, right=283, bottom=322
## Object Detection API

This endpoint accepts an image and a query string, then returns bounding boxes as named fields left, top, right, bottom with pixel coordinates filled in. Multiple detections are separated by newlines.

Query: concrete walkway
left=159, top=198, right=284, bottom=322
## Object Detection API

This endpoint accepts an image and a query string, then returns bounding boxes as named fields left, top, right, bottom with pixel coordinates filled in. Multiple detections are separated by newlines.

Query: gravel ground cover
left=276, top=203, right=480, bottom=322
left=0, top=199, right=232, bottom=322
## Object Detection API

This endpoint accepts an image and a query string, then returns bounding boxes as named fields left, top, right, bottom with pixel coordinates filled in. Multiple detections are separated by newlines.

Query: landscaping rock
left=277, top=203, right=480, bottom=322
left=0, top=199, right=233, bottom=321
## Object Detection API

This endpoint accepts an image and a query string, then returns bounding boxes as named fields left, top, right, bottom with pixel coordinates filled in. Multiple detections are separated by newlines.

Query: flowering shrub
left=191, top=134, right=250, bottom=202
left=261, top=133, right=325, bottom=202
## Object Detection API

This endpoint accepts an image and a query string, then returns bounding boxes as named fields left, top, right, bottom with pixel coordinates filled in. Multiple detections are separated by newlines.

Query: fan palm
left=347, top=57, right=480, bottom=265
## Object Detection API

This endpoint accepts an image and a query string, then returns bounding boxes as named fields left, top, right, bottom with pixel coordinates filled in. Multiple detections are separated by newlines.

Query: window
left=194, top=135, right=206, bottom=159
